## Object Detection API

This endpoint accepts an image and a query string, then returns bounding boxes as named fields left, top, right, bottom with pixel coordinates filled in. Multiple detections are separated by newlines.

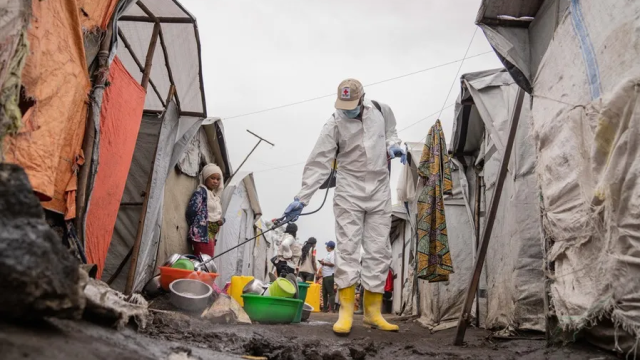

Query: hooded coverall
left=295, top=98, right=400, bottom=293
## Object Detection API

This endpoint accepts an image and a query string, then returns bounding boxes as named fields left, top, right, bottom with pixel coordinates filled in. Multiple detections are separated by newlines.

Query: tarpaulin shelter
left=477, top=0, right=640, bottom=354
left=77, top=0, right=232, bottom=293
left=215, top=172, right=267, bottom=288
left=438, top=68, right=544, bottom=333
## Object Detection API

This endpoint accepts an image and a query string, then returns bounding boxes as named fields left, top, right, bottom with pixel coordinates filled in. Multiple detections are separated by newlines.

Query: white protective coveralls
left=296, top=98, right=401, bottom=293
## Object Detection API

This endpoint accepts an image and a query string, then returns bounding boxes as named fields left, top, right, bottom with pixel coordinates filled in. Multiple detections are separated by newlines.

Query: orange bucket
left=158, top=266, right=219, bottom=291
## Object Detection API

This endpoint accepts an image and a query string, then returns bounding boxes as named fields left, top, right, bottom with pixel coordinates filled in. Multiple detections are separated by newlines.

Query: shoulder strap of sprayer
left=334, top=100, right=384, bottom=156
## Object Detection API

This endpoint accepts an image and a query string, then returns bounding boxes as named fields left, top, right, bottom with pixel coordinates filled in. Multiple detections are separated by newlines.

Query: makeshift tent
left=2, top=0, right=91, bottom=219
left=477, top=0, right=640, bottom=353
left=84, top=0, right=232, bottom=293
left=101, top=105, right=227, bottom=292
left=447, top=68, right=544, bottom=332
left=215, top=172, right=265, bottom=288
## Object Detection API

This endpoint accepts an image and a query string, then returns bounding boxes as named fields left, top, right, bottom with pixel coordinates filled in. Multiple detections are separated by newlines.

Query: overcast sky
left=182, top=0, right=502, bottom=261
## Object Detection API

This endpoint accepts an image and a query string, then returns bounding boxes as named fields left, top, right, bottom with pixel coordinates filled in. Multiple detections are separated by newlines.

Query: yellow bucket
left=229, top=275, right=254, bottom=306
left=305, top=282, right=321, bottom=312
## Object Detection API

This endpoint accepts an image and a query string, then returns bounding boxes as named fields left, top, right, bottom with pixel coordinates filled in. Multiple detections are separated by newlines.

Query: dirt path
left=0, top=311, right=617, bottom=360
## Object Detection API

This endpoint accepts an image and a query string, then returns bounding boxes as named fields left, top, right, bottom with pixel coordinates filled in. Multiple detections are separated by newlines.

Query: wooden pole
left=124, top=85, right=175, bottom=295
left=453, top=87, right=525, bottom=346
left=140, top=23, right=160, bottom=91
left=541, top=193, right=553, bottom=346
left=400, top=220, right=406, bottom=313
left=473, top=173, right=483, bottom=328
left=117, top=28, right=165, bottom=107
left=135, top=0, right=182, bottom=110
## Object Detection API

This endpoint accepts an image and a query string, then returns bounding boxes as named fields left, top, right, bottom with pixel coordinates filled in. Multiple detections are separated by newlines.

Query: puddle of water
left=302, top=321, right=331, bottom=326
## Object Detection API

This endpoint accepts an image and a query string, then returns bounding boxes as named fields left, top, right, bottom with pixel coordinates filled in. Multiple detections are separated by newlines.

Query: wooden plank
left=474, top=173, right=483, bottom=328
left=453, top=87, right=525, bottom=345
left=119, top=15, right=193, bottom=24
left=124, top=85, right=176, bottom=295
left=117, top=28, right=165, bottom=108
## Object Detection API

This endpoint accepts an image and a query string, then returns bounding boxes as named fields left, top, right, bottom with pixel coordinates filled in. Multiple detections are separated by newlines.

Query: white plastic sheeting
left=390, top=204, right=412, bottom=315
left=215, top=172, right=264, bottom=287
left=529, top=1, right=640, bottom=342
left=116, top=0, right=206, bottom=115
left=479, top=0, right=640, bottom=349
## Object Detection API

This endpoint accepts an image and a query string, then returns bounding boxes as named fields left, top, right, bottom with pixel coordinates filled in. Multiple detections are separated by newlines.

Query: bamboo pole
left=117, top=28, right=165, bottom=107
left=140, top=23, right=160, bottom=91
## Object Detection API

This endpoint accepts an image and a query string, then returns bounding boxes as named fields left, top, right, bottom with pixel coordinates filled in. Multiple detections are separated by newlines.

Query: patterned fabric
left=416, top=120, right=454, bottom=282
left=186, top=186, right=209, bottom=243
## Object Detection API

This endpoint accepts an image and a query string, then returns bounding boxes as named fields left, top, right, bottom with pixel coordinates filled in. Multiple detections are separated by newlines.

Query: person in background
left=320, top=241, right=336, bottom=313
left=186, top=163, right=225, bottom=257
left=298, top=237, right=318, bottom=282
left=275, top=223, right=301, bottom=277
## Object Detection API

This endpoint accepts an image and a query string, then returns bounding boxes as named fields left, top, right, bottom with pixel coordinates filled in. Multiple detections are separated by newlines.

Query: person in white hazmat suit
left=282, top=78, right=406, bottom=335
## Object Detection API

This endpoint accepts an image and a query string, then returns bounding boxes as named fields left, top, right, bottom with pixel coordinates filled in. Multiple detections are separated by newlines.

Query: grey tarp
left=132, top=107, right=214, bottom=292
left=479, top=0, right=640, bottom=351
left=103, top=113, right=161, bottom=292
left=470, top=71, right=544, bottom=331
left=101, top=100, right=213, bottom=292
left=215, top=172, right=263, bottom=287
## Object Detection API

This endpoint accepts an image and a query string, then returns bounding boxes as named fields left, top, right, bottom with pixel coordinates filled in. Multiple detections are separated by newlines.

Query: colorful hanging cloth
left=416, top=120, right=454, bottom=282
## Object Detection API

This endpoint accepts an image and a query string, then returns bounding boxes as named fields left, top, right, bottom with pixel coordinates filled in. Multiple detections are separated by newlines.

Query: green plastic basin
left=292, top=282, right=311, bottom=323
left=242, top=294, right=303, bottom=324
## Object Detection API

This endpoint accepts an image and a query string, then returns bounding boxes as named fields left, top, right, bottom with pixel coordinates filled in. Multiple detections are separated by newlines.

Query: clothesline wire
left=397, top=103, right=455, bottom=133
left=253, top=102, right=456, bottom=174
left=222, top=50, right=493, bottom=121
left=437, top=27, right=478, bottom=120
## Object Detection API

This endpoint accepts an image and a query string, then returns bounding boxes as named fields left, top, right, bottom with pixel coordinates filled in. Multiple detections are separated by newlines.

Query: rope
left=437, top=27, right=478, bottom=120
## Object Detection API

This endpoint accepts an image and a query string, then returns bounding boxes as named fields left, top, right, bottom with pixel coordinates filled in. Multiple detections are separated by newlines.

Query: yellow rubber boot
left=363, top=290, right=399, bottom=331
left=332, top=285, right=356, bottom=335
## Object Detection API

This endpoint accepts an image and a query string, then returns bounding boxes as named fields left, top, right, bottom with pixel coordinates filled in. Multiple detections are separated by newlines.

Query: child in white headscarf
left=186, top=163, right=225, bottom=257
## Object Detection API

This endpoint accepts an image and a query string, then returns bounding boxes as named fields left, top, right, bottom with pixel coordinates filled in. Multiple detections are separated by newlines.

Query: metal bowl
left=169, top=279, right=212, bottom=312
left=143, top=275, right=163, bottom=298
left=301, top=303, right=313, bottom=322
left=197, top=254, right=217, bottom=273
left=243, top=279, right=268, bottom=295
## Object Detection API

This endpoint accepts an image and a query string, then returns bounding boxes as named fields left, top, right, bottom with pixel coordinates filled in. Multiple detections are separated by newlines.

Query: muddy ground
left=0, top=308, right=618, bottom=360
